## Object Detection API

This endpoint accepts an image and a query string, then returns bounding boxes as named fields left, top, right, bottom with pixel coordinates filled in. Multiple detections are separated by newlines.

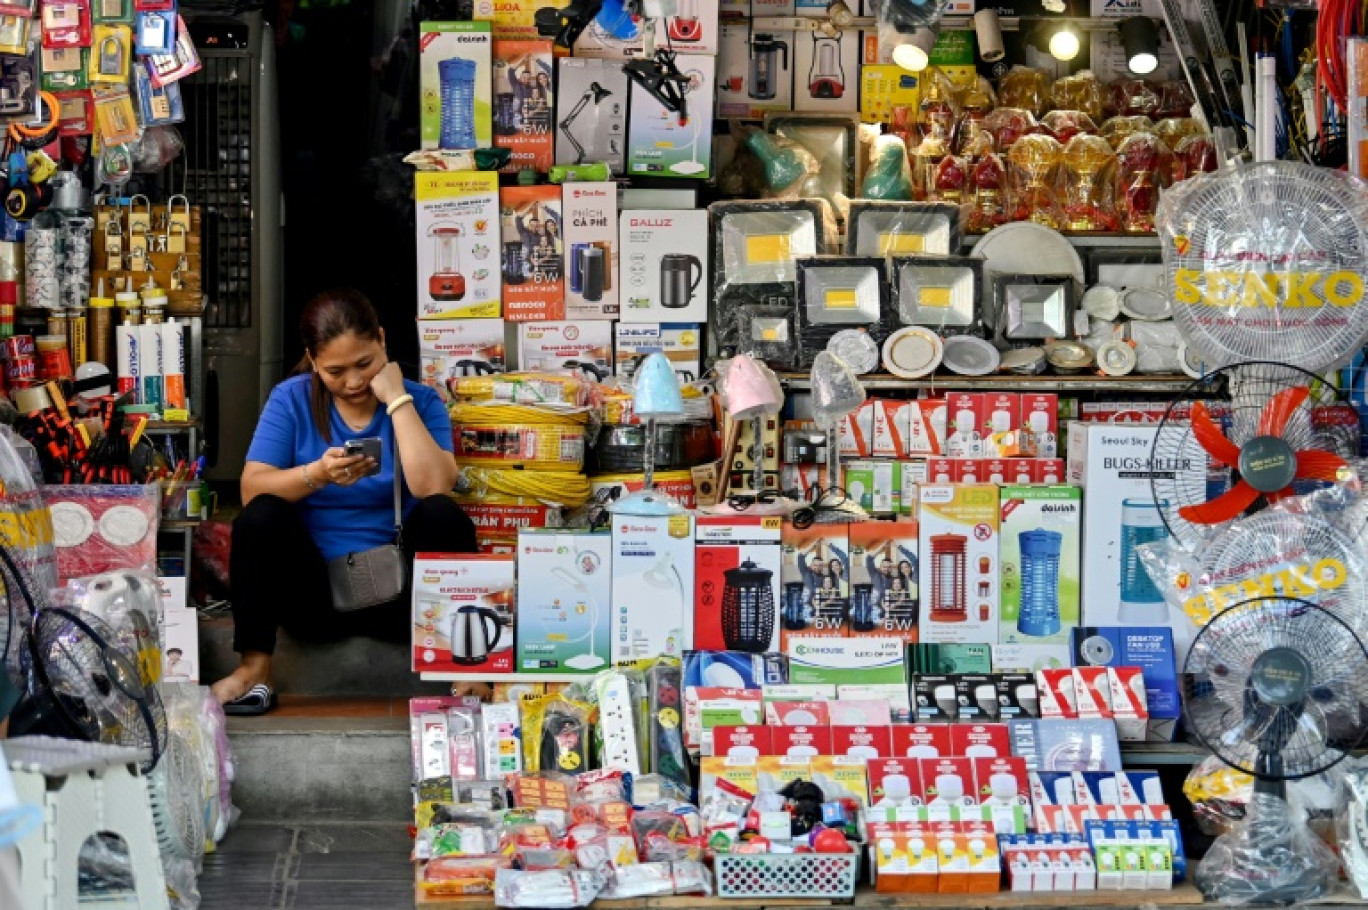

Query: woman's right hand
left=317, top=448, right=373, bottom=487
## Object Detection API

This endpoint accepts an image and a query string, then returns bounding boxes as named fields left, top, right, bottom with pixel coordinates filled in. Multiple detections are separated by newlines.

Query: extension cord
left=596, top=672, right=643, bottom=775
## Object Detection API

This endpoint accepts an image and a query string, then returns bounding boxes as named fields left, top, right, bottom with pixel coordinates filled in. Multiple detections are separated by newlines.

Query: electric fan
left=1150, top=362, right=1358, bottom=550
left=11, top=607, right=168, bottom=773
left=147, top=729, right=206, bottom=864
left=1185, top=596, right=1368, bottom=903
left=1157, top=161, right=1368, bottom=374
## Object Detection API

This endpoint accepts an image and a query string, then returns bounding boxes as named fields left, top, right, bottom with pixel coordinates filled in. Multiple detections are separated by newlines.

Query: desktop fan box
left=998, top=485, right=1081, bottom=649
left=418, top=319, right=507, bottom=399
left=415, top=171, right=502, bottom=319
left=515, top=528, right=613, bottom=674
left=412, top=553, right=515, bottom=675
left=419, top=22, right=493, bottom=151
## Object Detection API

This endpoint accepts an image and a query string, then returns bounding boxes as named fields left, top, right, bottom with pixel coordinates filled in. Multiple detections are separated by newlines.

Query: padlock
left=166, top=221, right=186, bottom=254
left=128, top=223, right=148, bottom=258
left=167, top=193, right=190, bottom=234
left=127, top=193, right=151, bottom=234
left=103, top=218, right=121, bottom=257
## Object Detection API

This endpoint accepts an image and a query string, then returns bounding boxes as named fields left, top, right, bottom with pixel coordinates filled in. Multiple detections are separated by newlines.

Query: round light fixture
left=1048, top=24, right=1081, bottom=62
left=893, top=27, right=936, bottom=72
left=1119, top=17, right=1160, bottom=75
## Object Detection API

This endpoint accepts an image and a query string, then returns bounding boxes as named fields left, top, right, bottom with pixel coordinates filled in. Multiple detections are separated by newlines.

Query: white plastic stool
left=8, top=736, right=169, bottom=910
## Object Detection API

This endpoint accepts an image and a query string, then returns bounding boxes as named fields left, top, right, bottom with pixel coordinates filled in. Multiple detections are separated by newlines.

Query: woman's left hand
left=370, top=361, right=406, bottom=405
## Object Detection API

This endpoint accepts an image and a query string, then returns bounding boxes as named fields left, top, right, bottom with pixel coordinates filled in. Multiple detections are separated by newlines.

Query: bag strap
left=393, top=439, right=404, bottom=545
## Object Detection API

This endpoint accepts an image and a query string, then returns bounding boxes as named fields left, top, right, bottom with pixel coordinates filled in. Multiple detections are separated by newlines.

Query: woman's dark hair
left=292, top=288, right=382, bottom=442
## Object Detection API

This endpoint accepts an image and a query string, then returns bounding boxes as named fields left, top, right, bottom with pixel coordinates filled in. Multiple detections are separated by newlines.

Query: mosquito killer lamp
left=783, top=580, right=808, bottom=630
left=428, top=225, right=466, bottom=301
left=850, top=582, right=876, bottom=632
left=930, top=533, right=968, bottom=622
left=722, top=559, right=776, bottom=652
left=1017, top=529, right=1063, bottom=637
left=438, top=57, right=478, bottom=150
left=1119, top=499, right=1169, bottom=623
left=608, top=352, right=687, bottom=516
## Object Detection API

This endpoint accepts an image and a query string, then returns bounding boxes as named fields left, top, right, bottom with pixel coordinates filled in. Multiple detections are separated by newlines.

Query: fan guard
left=1150, top=362, right=1359, bottom=551
left=148, top=730, right=206, bottom=864
left=1157, top=161, right=1368, bottom=373
left=1184, top=596, right=1368, bottom=781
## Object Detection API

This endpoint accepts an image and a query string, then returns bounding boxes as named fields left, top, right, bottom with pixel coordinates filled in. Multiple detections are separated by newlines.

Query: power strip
left=649, top=664, right=689, bottom=789
left=597, top=672, right=643, bottom=775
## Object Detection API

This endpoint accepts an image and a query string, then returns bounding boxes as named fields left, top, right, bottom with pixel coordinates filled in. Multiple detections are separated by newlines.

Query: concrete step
left=226, top=699, right=413, bottom=823
left=200, top=615, right=446, bottom=697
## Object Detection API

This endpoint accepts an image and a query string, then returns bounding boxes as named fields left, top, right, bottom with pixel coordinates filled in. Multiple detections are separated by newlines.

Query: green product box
left=420, top=21, right=493, bottom=151
left=999, top=485, right=1082, bottom=647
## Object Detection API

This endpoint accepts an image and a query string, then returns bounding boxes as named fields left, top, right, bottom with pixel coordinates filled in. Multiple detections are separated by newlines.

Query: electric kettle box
left=626, top=55, right=716, bottom=180
left=717, top=23, right=795, bottom=120
left=1069, top=626, right=1179, bottom=742
left=501, top=184, right=567, bottom=322
left=849, top=521, right=920, bottom=643
left=609, top=513, right=696, bottom=662
left=419, top=22, right=493, bottom=152
left=411, top=554, right=516, bottom=675
left=619, top=209, right=710, bottom=323
left=562, top=182, right=620, bottom=319
left=998, top=485, right=1081, bottom=649
left=517, top=321, right=614, bottom=376
left=555, top=58, right=629, bottom=175
left=419, top=320, right=508, bottom=400
left=918, top=484, right=1001, bottom=646
left=515, top=529, right=613, bottom=674
left=415, top=171, right=502, bottom=320
left=693, top=514, right=784, bottom=653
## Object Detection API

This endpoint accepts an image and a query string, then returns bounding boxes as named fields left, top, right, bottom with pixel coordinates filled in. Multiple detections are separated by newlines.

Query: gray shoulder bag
left=328, top=446, right=408, bottom=612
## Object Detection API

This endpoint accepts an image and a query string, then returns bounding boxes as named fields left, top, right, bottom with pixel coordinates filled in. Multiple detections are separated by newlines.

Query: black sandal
left=223, top=683, right=277, bottom=716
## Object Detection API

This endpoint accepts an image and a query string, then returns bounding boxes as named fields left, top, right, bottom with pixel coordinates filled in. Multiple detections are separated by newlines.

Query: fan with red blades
left=1150, top=362, right=1362, bottom=551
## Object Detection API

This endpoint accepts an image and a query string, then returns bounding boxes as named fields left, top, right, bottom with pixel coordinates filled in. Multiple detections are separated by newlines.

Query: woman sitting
left=211, top=289, right=476, bottom=714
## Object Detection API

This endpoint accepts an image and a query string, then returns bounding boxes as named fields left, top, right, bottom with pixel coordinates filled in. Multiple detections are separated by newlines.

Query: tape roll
left=10, top=382, right=51, bottom=413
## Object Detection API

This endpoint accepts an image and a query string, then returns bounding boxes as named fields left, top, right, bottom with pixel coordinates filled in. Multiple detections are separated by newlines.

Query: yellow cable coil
left=455, top=468, right=591, bottom=507
left=448, top=372, right=584, bottom=405
left=451, top=403, right=588, bottom=472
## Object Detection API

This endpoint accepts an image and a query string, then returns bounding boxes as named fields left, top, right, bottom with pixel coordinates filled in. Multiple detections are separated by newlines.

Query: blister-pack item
left=133, top=63, right=182, bottom=126
left=47, top=484, right=159, bottom=581
left=523, top=694, right=594, bottom=775
left=42, top=0, right=92, bottom=49
left=417, top=813, right=502, bottom=860
left=134, top=10, right=174, bottom=55
left=90, top=24, right=132, bottom=84
left=143, top=14, right=198, bottom=87
left=494, top=868, right=605, bottom=908
left=93, top=84, right=139, bottom=145
left=421, top=855, right=511, bottom=897
left=601, top=860, right=712, bottom=898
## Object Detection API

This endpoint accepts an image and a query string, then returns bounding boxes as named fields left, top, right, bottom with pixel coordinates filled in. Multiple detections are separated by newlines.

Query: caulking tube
left=139, top=322, right=163, bottom=409
left=116, top=322, right=140, bottom=401
left=161, top=319, right=186, bottom=410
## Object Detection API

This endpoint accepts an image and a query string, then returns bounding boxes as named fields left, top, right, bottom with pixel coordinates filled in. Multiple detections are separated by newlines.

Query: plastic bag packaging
left=866, top=0, right=946, bottom=36
left=1106, top=79, right=1162, bottom=118
left=967, top=153, right=1009, bottom=232
left=1099, top=114, right=1157, bottom=150
left=1338, top=757, right=1368, bottom=897
left=60, top=569, right=164, bottom=686
left=629, top=773, right=693, bottom=807
left=1157, top=80, right=1198, bottom=119
left=522, top=695, right=594, bottom=775
left=998, top=66, right=1053, bottom=117
left=1114, top=132, right=1172, bottom=233
left=1006, top=134, right=1065, bottom=229
left=1129, top=321, right=1182, bottom=373
left=742, top=127, right=821, bottom=198
left=0, top=426, right=56, bottom=644
left=421, top=854, right=511, bottom=897
left=1050, top=72, right=1105, bottom=121
left=417, top=813, right=502, bottom=860
left=131, top=125, right=183, bottom=172
left=1154, top=117, right=1205, bottom=152
left=1060, top=134, right=1119, bottom=232
left=601, top=860, right=712, bottom=899
left=1172, top=134, right=1217, bottom=182
left=982, top=107, right=1038, bottom=152
left=860, top=135, right=914, bottom=201
left=44, top=485, right=160, bottom=582
left=1194, top=792, right=1340, bottom=905
left=495, top=868, right=605, bottom=908
left=1042, top=109, right=1099, bottom=145
left=953, top=79, right=996, bottom=159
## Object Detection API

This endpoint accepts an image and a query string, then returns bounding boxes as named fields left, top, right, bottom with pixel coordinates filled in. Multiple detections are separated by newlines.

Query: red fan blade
left=1295, top=449, right=1350, bottom=482
left=1258, top=386, right=1310, bottom=437
left=1190, top=402, right=1240, bottom=466
left=1178, top=481, right=1261, bottom=525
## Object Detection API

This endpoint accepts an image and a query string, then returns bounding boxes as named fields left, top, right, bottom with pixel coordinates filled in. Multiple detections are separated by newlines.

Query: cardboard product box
left=1067, top=424, right=1198, bottom=661
left=951, top=673, right=999, bottom=723
left=555, top=57, right=628, bottom=175
left=838, top=400, right=877, bottom=457
left=892, top=723, right=953, bottom=758
left=561, top=182, right=619, bottom=319
left=993, top=673, right=1041, bottom=720
left=906, top=399, right=949, bottom=456
left=419, top=319, right=507, bottom=404
left=832, top=724, right=893, bottom=759
left=926, top=458, right=955, bottom=484
left=570, top=8, right=646, bottom=58
left=840, top=683, right=912, bottom=722
left=688, top=688, right=764, bottom=755
left=811, top=755, right=872, bottom=807
left=716, top=24, right=795, bottom=120
left=627, top=55, right=715, bottom=179
left=953, top=459, right=985, bottom=484
left=1032, top=458, right=1065, bottom=484
left=843, top=460, right=897, bottom=515
left=873, top=399, right=908, bottom=458
left=919, top=484, right=1000, bottom=645
left=492, top=41, right=555, bottom=174
left=995, top=642, right=1071, bottom=674
left=780, top=523, right=850, bottom=645
left=709, top=725, right=773, bottom=759
left=786, top=636, right=907, bottom=685
left=1107, top=667, right=1150, bottom=742
left=999, top=485, right=1082, bottom=649
left=694, top=515, right=784, bottom=653
left=869, top=823, right=941, bottom=893
left=473, top=0, right=561, bottom=39
left=1036, top=668, right=1078, bottom=718
left=501, top=184, right=567, bottom=321
left=951, top=721, right=1010, bottom=758
left=868, top=757, right=924, bottom=807
left=611, top=513, right=694, bottom=662
left=982, top=458, right=1026, bottom=486
left=973, top=755, right=1029, bottom=811
left=912, top=674, right=959, bottom=723
left=1073, top=666, right=1114, bottom=718
left=412, top=554, right=516, bottom=675
left=945, top=393, right=985, bottom=458
left=1070, top=626, right=1180, bottom=742
left=763, top=683, right=838, bottom=702
left=917, top=756, right=977, bottom=813
left=907, top=642, right=993, bottom=676
left=158, top=576, right=198, bottom=684
left=614, top=323, right=702, bottom=381
left=420, top=22, right=493, bottom=151
left=982, top=393, right=1020, bottom=446
left=1007, top=719, right=1123, bottom=773
left=699, top=755, right=761, bottom=799
left=1022, top=394, right=1059, bottom=457
left=514, top=529, right=612, bottom=674
left=415, top=171, right=502, bottom=319
left=765, top=700, right=830, bottom=726
left=772, top=724, right=833, bottom=759
left=655, top=0, right=721, bottom=55
left=516, top=320, right=613, bottom=376
left=791, top=31, right=860, bottom=112
left=619, top=209, right=709, bottom=323
left=850, top=520, right=920, bottom=644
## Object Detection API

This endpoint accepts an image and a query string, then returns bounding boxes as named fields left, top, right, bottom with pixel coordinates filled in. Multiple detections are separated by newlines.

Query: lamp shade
left=810, top=350, right=866, bottom=430
left=725, top=354, right=784, bottom=420
left=633, top=352, right=684, bottom=417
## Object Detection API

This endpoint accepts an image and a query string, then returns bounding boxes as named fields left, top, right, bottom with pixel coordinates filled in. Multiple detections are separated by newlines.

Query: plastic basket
left=714, top=853, right=859, bottom=899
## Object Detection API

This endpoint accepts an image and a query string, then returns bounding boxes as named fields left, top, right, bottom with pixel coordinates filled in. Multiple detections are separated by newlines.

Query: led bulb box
left=515, top=529, right=612, bottom=674
left=999, top=485, right=1081, bottom=649
left=694, top=515, right=784, bottom=653
left=919, top=484, right=1000, bottom=645
left=415, top=171, right=502, bottom=319
left=420, top=22, right=493, bottom=151
left=610, top=513, right=695, bottom=662
left=419, top=320, right=507, bottom=402
left=619, top=209, right=710, bottom=323
left=614, top=323, right=702, bottom=380
left=412, top=554, right=515, bottom=675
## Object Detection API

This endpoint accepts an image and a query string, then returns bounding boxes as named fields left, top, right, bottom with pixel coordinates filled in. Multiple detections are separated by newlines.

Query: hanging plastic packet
left=494, top=868, right=605, bottom=909
left=144, top=15, right=199, bottom=88
left=627, top=773, right=691, bottom=808
left=519, top=846, right=577, bottom=871
left=93, top=85, right=140, bottom=146
left=600, top=860, right=712, bottom=899
left=134, top=10, right=175, bottom=56
left=133, top=64, right=183, bottom=127
left=647, top=662, right=691, bottom=793
left=699, top=778, right=754, bottom=853
left=592, top=670, right=645, bottom=776
left=416, top=812, right=502, bottom=861
left=421, top=855, right=510, bottom=898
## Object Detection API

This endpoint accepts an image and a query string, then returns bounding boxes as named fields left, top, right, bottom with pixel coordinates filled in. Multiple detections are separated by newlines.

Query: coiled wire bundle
left=451, top=403, right=590, bottom=472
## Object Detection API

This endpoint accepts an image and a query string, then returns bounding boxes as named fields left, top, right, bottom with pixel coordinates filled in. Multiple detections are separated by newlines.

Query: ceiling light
left=973, top=9, right=1004, bottom=63
left=892, top=26, right=936, bottom=72
left=1118, top=16, right=1159, bottom=75
left=1047, top=23, right=1081, bottom=62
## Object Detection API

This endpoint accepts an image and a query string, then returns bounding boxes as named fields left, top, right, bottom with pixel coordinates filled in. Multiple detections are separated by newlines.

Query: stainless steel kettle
left=450, top=605, right=502, bottom=666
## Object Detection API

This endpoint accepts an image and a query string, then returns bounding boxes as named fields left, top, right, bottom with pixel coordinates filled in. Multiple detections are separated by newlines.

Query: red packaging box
left=982, top=459, right=1019, bottom=485
left=950, top=723, right=1010, bottom=759
left=1072, top=667, right=1113, bottom=718
left=1032, top=458, right=1065, bottom=484
left=710, top=725, right=773, bottom=758
left=892, top=723, right=954, bottom=759
left=972, top=755, right=1029, bottom=810
left=917, top=756, right=978, bottom=809
left=773, top=725, right=832, bottom=759
left=927, top=457, right=957, bottom=484
left=867, top=757, right=924, bottom=807
left=945, top=393, right=985, bottom=458
left=953, top=459, right=986, bottom=483
left=983, top=393, right=1020, bottom=440
left=1021, top=394, right=1058, bottom=457
left=831, top=725, right=893, bottom=759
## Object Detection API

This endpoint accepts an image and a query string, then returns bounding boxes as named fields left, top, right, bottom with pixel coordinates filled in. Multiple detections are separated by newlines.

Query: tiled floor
left=199, top=822, right=418, bottom=909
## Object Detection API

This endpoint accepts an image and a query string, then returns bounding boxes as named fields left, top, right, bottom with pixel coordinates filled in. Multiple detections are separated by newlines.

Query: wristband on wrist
left=386, top=393, right=415, bottom=416
left=302, top=462, right=318, bottom=491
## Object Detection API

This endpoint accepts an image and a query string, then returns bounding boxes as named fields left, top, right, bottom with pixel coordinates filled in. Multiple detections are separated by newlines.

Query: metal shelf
left=1120, top=742, right=1207, bottom=767
left=421, top=671, right=598, bottom=684
left=780, top=373, right=1194, bottom=393
left=962, top=233, right=1163, bottom=252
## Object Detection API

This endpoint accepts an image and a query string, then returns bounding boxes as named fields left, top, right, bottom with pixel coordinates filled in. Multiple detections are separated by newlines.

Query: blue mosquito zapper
left=1118, top=498, right=1169, bottom=623
left=1017, top=529, right=1063, bottom=637
left=439, top=58, right=478, bottom=150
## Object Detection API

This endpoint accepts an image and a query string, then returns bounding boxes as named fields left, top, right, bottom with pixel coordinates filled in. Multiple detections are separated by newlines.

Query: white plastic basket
left=714, top=852, right=859, bottom=899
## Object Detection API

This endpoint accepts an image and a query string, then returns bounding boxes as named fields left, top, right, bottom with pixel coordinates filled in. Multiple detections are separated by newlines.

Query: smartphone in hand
left=344, top=437, right=383, bottom=476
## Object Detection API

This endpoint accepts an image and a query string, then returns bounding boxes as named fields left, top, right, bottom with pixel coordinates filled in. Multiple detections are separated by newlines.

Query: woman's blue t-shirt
left=244, top=374, right=454, bottom=561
